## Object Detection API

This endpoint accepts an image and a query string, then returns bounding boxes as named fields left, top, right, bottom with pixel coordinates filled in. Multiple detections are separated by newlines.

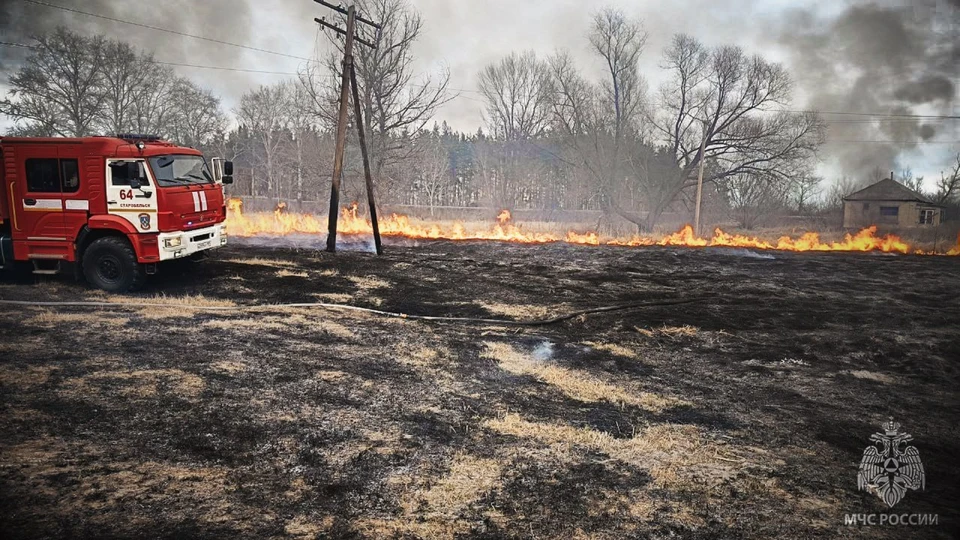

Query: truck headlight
left=164, top=237, right=182, bottom=248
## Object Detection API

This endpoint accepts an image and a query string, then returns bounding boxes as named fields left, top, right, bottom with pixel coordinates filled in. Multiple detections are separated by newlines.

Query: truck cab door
left=17, top=158, right=68, bottom=239
left=14, top=156, right=72, bottom=260
left=105, top=159, right=159, bottom=233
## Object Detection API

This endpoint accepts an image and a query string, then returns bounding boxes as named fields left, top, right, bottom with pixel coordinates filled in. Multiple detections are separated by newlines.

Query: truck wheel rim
left=97, top=256, right=122, bottom=282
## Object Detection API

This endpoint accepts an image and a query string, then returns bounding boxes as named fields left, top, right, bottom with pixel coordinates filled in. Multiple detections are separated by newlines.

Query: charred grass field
left=1, top=240, right=958, bottom=539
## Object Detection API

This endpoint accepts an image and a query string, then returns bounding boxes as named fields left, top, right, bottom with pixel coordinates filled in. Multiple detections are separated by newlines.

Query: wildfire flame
left=224, top=198, right=960, bottom=255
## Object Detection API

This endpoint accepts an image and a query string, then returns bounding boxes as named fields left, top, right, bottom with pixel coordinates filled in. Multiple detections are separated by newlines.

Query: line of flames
left=225, top=199, right=960, bottom=256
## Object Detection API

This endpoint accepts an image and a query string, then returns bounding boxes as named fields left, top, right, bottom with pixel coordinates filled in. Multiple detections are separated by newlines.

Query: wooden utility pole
left=314, top=0, right=382, bottom=254
left=350, top=66, right=382, bottom=255
left=693, top=119, right=708, bottom=237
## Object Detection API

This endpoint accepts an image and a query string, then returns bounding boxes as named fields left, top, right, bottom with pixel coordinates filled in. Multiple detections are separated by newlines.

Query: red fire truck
left=0, top=135, right=233, bottom=292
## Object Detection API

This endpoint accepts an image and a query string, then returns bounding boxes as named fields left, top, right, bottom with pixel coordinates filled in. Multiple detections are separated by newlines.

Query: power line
left=152, top=61, right=296, bottom=75
left=21, top=0, right=313, bottom=62
left=0, top=43, right=297, bottom=75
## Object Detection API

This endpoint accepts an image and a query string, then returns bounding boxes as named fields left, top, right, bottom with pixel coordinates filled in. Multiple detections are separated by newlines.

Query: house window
left=919, top=209, right=936, bottom=225
left=863, top=203, right=870, bottom=211
left=880, top=207, right=899, bottom=217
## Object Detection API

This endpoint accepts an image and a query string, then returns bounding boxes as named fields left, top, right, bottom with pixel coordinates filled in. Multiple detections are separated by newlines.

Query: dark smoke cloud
left=894, top=75, right=955, bottom=104
left=0, top=0, right=255, bottom=93
left=779, top=0, right=959, bottom=180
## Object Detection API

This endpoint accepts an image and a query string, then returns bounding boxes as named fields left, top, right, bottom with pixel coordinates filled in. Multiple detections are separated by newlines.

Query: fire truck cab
left=0, top=135, right=233, bottom=292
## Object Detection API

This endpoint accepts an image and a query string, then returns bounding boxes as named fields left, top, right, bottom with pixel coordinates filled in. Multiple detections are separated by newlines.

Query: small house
left=842, top=178, right=944, bottom=229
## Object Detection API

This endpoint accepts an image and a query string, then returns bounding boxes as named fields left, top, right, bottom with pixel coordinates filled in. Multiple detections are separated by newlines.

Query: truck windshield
left=148, top=155, right=213, bottom=187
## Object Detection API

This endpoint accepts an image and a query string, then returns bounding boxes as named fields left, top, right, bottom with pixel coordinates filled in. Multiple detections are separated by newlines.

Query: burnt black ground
left=1, top=239, right=958, bottom=539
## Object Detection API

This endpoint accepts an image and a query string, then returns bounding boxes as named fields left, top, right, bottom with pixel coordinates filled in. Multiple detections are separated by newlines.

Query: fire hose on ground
left=0, top=297, right=710, bottom=327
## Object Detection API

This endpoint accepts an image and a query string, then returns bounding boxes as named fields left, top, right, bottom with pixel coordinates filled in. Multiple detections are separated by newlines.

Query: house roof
left=843, top=178, right=940, bottom=205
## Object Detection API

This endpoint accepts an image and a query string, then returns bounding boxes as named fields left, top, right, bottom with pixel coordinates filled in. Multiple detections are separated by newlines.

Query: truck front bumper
left=158, top=224, right=227, bottom=261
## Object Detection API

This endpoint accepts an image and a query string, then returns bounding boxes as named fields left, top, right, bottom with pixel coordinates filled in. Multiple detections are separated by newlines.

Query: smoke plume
left=0, top=0, right=255, bottom=90
left=779, top=0, right=959, bottom=180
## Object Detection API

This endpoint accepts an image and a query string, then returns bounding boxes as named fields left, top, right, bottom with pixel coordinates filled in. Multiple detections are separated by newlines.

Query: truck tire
left=82, top=236, right=146, bottom=293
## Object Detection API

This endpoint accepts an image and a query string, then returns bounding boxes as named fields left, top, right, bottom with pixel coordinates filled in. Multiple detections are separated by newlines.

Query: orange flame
left=949, top=234, right=960, bottom=256
left=224, top=198, right=958, bottom=255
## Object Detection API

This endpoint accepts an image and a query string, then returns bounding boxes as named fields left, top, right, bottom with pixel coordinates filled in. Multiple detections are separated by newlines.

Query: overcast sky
left=1, top=0, right=957, bottom=185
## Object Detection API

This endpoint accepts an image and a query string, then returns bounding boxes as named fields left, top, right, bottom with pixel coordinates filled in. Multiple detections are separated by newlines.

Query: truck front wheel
left=82, top=237, right=145, bottom=292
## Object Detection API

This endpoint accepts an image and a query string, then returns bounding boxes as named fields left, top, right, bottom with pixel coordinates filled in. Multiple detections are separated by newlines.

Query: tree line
left=3, top=2, right=957, bottom=230
left=0, top=28, right=226, bottom=149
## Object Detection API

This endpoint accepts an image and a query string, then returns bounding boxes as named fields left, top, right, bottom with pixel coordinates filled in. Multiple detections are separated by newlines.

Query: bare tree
left=722, top=173, right=789, bottom=229
left=1, top=27, right=105, bottom=136
left=478, top=51, right=554, bottom=141
left=589, top=8, right=647, bottom=140
left=302, top=0, right=453, bottom=181
left=128, top=63, right=178, bottom=136
left=98, top=39, right=159, bottom=134
left=283, top=81, right=316, bottom=202
left=477, top=51, right=556, bottom=208
left=236, top=83, right=291, bottom=200
left=549, top=9, right=649, bottom=225
left=167, top=78, right=227, bottom=150
left=935, top=154, right=960, bottom=204
left=789, top=174, right=823, bottom=214
left=648, top=34, right=825, bottom=230
left=826, top=175, right=869, bottom=210
left=413, top=133, right=449, bottom=214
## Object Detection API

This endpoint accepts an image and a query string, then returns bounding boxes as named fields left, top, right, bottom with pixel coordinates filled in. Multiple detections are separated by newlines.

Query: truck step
left=31, top=260, right=62, bottom=275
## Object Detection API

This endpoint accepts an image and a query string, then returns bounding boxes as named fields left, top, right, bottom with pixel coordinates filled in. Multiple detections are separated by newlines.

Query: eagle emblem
left=858, top=418, right=924, bottom=508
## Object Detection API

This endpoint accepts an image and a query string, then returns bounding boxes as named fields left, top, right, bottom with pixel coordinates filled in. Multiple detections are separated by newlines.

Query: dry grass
left=845, top=370, right=895, bottom=384
left=636, top=325, right=699, bottom=338
left=478, top=302, right=554, bottom=320
left=284, top=515, right=334, bottom=538
left=2, top=437, right=238, bottom=526
left=0, top=365, right=55, bottom=387
left=346, top=275, right=391, bottom=291
left=125, top=294, right=236, bottom=308
left=312, top=292, right=352, bottom=303
left=210, top=361, right=247, bottom=374
left=414, top=453, right=503, bottom=516
left=60, top=369, right=205, bottom=400
left=23, top=310, right=129, bottom=328
left=200, top=310, right=356, bottom=340
left=96, top=294, right=238, bottom=320
left=203, top=318, right=290, bottom=332
left=223, top=257, right=297, bottom=268
left=485, top=413, right=737, bottom=489
left=317, top=370, right=348, bottom=381
left=482, top=341, right=684, bottom=412
left=582, top=341, right=638, bottom=359
left=358, top=453, right=503, bottom=540
left=276, top=269, right=308, bottom=278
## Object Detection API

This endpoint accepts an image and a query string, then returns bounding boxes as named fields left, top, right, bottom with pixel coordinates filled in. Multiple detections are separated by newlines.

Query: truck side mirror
left=129, top=176, right=142, bottom=190
left=222, top=161, right=234, bottom=184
